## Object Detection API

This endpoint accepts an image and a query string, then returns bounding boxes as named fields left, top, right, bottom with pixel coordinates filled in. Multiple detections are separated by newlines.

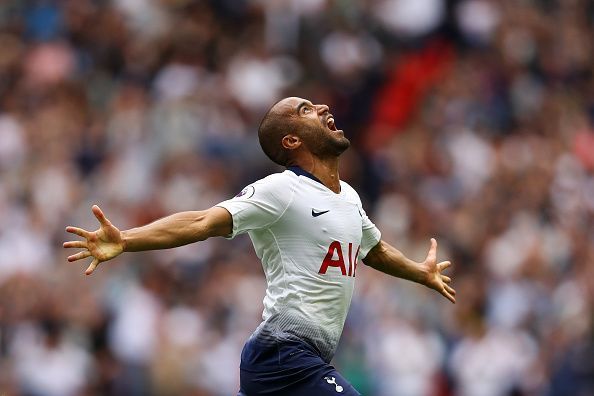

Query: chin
left=336, top=132, right=350, bottom=146
left=331, top=137, right=351, bottom=156
left=305, top=126, right=350, bottom=157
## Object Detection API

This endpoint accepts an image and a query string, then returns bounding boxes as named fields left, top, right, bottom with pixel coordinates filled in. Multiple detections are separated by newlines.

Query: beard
left=300, top=123, right=350, bottom=159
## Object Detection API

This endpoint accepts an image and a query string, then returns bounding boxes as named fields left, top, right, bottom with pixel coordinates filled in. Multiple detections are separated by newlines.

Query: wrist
left=416, top=261, right=430, bottom=285
left=120, top=230, right=128, bottom=252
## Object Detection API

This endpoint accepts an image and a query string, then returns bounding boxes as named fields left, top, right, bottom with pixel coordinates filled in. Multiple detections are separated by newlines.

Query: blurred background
left=0, top=0, right=593, bottom=395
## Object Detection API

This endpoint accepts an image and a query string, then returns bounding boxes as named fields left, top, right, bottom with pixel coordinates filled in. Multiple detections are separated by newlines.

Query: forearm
left=363, top=240, right=428, bottom=284
left=122, top=211, right=212, bottom=252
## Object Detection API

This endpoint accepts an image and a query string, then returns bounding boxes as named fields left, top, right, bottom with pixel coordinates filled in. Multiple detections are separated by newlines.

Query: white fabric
left=216, top=169, right=381, bottom=361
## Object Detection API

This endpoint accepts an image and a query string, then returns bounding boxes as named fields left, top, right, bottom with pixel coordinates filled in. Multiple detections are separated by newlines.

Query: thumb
left=92, top=205, right=111, bottom=227
left=426, top=238, right=437, bottom=262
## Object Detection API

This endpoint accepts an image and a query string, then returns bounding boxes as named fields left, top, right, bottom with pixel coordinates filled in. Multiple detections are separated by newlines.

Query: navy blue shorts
left=237, top=337, right=361, bottom=396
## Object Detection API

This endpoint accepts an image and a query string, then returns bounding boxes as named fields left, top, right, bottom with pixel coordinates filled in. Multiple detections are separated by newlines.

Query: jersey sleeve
left=215, top=174, right=294, bottom=238
left=359, top=205, right=381, bottom=259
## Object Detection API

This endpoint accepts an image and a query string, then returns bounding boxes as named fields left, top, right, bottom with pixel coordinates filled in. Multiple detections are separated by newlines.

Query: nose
left=316, top=104, right=329, bottom=114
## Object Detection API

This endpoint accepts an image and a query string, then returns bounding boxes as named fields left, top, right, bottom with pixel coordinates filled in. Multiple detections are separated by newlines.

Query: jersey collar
left=287, top=166, right=324, bottom=185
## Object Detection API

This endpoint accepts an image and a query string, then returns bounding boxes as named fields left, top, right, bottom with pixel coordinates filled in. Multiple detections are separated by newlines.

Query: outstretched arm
left=362, top=238, right=456, bottom=303
left=64, top=205, right=232, bottom=275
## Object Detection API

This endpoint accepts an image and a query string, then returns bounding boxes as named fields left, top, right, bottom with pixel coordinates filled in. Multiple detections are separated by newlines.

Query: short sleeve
left=216, top=174, right=294, bottom=238
left=359, top=206, right=381, bottom=259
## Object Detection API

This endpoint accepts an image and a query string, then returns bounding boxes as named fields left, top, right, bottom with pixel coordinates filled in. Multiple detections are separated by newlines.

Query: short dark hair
left=258, top=107, right=293, bottom=166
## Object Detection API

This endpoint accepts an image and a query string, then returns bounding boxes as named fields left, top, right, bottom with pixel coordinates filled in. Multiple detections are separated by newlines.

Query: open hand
left=422, top=238, right=456, bottom=303
left=63, top=205, right=124, bottom=275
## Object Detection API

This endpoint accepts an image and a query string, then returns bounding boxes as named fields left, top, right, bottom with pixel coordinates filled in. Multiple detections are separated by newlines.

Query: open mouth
left=326, top=116, right=338, bottom=131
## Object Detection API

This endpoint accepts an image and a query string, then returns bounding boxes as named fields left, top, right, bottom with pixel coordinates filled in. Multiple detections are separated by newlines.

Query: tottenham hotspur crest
left=324, top=376, right=344, bottom=393
left=235, top=185, right=255, bottom=199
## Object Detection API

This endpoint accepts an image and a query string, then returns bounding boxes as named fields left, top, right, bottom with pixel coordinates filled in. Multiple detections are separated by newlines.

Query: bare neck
left=292, top=156, right=341, bottom=194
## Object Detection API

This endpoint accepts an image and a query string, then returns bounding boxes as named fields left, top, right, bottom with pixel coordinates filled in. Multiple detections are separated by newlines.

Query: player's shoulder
left=253, top=170, right=298, bottom=187
left=242, top=170, right=298, bottom=198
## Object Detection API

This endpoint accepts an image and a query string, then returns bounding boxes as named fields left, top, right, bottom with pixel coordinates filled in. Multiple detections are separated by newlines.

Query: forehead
left=271, top=97, right=312, bottom=115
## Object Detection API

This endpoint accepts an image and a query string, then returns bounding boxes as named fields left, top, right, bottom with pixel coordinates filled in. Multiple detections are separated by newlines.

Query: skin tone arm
left=65, top=206, right=456, bottom=303
left=363, top=238, right=457, bottom=303
left=64, top=205, right=232, bottom=275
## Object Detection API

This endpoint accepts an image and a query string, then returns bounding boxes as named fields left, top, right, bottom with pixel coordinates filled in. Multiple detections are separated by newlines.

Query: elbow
left=195, top=209, right=231, bottom=239
left=376, top=240, right=389, bottom=255
left=187, top=211, right=211, bottom=241
left=362, top=240, right=387, bottom=268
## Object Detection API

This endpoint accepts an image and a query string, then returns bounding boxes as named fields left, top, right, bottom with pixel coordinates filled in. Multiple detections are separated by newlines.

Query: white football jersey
left=216, top=167, right=381, bottom=362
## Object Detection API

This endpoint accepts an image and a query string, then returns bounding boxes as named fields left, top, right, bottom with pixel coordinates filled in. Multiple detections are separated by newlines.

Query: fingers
left=64, top=206, right=107, bottom=276
left=444, top=284, right=456, bottom=296
left=438, top=261, right=452, bottom=271
left=65, top=226, right=92, bottom=239
left=92, top=205, right=111, bottom=227
left=440, top=282, right=456, bottom=303
left=441, top=288, right=456, bottom=304
left=426, top=244, right=454, bottom=303
left=63, top=240, right=88, bottom=249
left=68, top=250, right=91, bottom=262
left=86, top=258, right=100, bottom=275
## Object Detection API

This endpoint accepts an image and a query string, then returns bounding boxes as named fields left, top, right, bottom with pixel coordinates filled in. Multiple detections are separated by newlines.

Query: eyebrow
left=296, top=101, right=312, bottom=114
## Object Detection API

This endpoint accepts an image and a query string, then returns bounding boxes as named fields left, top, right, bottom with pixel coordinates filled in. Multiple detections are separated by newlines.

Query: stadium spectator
left=0, top=0, right=592, bottom=395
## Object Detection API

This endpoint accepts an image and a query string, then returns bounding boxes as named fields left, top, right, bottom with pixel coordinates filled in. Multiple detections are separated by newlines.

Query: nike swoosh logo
left=312, top=209, right=330, bottom=217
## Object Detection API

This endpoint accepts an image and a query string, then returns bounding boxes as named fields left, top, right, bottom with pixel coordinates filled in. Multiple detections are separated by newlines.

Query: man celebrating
left=64, top=97, right=456, bottom=395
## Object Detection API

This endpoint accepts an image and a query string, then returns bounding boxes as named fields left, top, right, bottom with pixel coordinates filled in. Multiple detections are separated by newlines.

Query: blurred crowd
left=0, top=0, right=593, bottom=395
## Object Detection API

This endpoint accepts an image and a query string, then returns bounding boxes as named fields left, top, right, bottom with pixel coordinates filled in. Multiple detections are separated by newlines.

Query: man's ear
left=281, top=134, right=301, bottom=150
